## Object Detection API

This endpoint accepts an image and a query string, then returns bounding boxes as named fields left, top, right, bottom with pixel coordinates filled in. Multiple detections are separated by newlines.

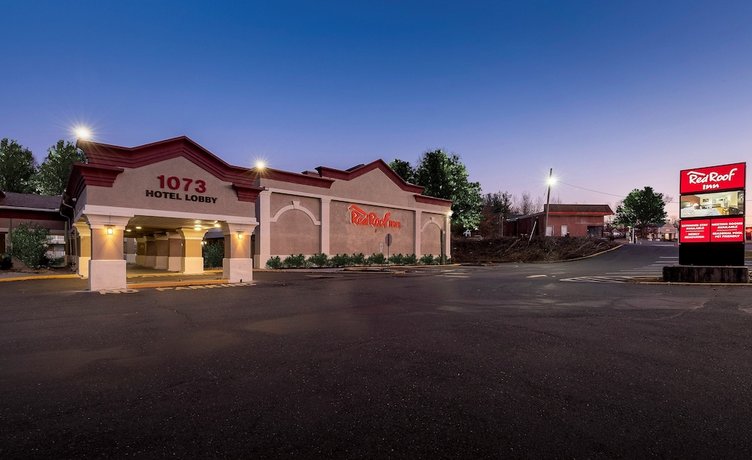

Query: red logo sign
left=348, top=204, right=401, bottom=229
left=680, top=162, right=745, bottom=194
left=710, top=217, right=745, bottom=242
left=680, top=219, right=710, bottom=242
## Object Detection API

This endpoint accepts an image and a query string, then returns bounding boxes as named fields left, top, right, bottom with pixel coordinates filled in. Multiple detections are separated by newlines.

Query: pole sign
left=679, top=162, right=746, bottom=265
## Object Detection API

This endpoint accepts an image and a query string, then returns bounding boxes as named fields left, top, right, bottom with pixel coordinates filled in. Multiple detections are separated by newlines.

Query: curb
left=0, top=274, right=80, bottom=283
left=127, top=279, right=230, bottom=289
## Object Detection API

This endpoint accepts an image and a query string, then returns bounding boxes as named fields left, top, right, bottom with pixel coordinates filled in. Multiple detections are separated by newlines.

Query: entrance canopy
left=63, top=137, right=263, bottom=290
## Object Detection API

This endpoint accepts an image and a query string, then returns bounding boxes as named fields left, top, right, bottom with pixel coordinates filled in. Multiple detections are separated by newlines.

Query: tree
left=388, top=159, right=416, bottom=184
left=0, top=138, right=37, bottom=193
left=479, top=191, right=514, bottom=238
left=413, top=149, right=483, bottom=233
left=10, top=223, right=49, bottom=268
left=614, top=186, right=668, bottom=232
left=35, top=140, right=86, bottom=195
left=517, top=192, right=535, bottom=215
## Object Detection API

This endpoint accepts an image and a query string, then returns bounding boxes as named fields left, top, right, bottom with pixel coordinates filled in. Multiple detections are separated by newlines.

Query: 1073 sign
left=157, top=175, right=206, bottom=193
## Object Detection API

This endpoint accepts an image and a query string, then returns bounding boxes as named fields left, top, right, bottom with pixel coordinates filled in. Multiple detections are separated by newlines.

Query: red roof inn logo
left=680, top=162, right=745, bottom=194
left=348, top=204, right=401, bottom=229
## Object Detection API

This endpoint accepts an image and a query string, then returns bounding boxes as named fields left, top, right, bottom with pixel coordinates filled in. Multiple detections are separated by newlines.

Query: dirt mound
left=452, top=237, right=619, bottom=264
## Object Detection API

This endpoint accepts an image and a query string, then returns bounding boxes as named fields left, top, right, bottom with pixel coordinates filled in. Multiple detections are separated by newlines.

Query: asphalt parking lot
left=2, top=244, right=752, bottom=458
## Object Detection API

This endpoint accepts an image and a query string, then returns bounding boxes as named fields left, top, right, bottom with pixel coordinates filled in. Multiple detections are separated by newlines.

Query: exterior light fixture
left=73, top=125, right=92, bottom=141
left=136, top=226, right=142, bottom=230
left=213, top=223, right=221, bottom=228
left=126, top=229, right=132, bottom=233
left=194, top=225, right=202, bottom=231
left=237, top=231, right=243, bottom=239
left=106, top=226, right=114, bottom=235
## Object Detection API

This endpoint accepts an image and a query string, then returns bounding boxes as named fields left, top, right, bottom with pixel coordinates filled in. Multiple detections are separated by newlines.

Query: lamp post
left=545, top=168, right=555, bottom=237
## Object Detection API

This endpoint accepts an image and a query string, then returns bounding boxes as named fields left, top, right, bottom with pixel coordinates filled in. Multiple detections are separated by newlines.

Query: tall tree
left=517, top=192, right=535, bottom=215
left=614, top=186, right=668, bottom=231
left=36, top=140, right=86, bottom=195
left=388, top=159, right=416, bottom=184
left=0, top=138, right=37, bottom=193
left=414, top=149, right=482, bottom=233
left=479, top=191, right=514, bottom=237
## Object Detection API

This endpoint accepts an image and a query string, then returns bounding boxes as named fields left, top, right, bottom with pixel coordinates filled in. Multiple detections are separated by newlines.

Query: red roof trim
left=74, top=137, right=264, bottom=202
left=316, top=160, right=425, bottom=194
left=414, top=194, right=452, bottom=206
left=261, top=168, right=334, bottom=188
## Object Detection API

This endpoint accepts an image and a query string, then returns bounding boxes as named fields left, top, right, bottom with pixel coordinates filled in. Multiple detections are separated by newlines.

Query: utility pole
left=545, top=168, right=554, bottom=237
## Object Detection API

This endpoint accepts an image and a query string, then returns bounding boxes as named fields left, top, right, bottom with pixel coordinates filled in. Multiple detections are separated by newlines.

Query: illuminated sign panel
left=679, top=190, right=744, bottom=219
left=680, top=162, right=745, bottom=194
left=680, top=220, right=710, bottom=242
left=679, top=162, right=746, bottom=247
left=710, top=217, right=745, bottom=242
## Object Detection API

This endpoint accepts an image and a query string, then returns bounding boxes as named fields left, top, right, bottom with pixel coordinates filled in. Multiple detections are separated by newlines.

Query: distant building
left=505, top=204, right=614, bottom=238
left=0, top=191, right=68, bottom=260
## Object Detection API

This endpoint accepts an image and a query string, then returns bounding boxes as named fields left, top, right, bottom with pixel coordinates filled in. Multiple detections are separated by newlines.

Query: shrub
left=367, top=253, right=386, bottom=265
left=420, top=254, right=436, bottom=265
left=350, top=253, right=366, bottom=266
left=388, top=253, right=405, bottom=265
left=0, top=253, right=12, bottom=270
left=330, top=253, right=350, bottom=267
left=283, top=254, right=307, bottom=268
left=202, top=240, right=224, bottom=268
left=307, top=253, right=329, bottom=267
left=403, top=253, right=417, bottom=265
left=10, top=223, right=49, bottom=269
left=266, top=256, right=283, bottom=269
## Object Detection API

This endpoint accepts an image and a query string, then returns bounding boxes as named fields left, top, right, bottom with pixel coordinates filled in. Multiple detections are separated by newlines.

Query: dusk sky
left=2, top=1, right=751, bottom=220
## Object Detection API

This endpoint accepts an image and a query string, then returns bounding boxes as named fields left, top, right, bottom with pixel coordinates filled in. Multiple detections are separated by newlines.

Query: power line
left=558, top=181, right=678, bottom=204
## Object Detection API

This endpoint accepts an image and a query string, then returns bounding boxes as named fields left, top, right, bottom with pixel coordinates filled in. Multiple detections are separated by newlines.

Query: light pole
left=545, top=168, right=555, bottom=237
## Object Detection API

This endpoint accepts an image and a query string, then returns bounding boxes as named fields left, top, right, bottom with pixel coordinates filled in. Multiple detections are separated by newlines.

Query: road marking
left=99, top=289, right=140, bottom=295
left=155, top=282, right=254, bottom=291
left=561, top=276, right=631, bottom=283
left=526, top=274, right=548, bottom=278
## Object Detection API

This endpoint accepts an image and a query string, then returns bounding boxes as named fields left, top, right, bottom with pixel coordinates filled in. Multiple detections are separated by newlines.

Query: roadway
left=1, top=243, right=751, bottom=458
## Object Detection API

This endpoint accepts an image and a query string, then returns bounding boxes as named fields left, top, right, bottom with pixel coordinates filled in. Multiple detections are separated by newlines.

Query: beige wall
left=270, top=194, right=321, bottom=221
left=91, top=227, right=124, bottom=260
left=421, top=215, right=443, bottom=256
left=85, top=157, right=255, bottom=219
left=329, top=201, right=414, bottom=255
left=271, top=210, right=319, bottom=255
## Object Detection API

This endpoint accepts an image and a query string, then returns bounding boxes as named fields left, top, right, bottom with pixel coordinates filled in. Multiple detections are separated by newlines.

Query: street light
left=545, top=168, right=556, bottom=237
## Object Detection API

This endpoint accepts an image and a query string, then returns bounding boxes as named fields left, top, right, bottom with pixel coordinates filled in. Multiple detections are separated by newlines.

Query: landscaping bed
left=451, top=237, right=620, bottom=264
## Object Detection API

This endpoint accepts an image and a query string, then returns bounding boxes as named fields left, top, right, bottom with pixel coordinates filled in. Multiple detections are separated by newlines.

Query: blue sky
left=2, top=1, right=751, bottom=218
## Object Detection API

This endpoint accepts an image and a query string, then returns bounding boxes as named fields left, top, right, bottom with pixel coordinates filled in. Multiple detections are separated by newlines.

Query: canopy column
left=223, top=223, right=256, bottom=283
left=86, top=214, right=130, bottom=291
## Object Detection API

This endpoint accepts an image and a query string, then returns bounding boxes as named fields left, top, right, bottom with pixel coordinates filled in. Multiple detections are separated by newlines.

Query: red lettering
left=347, top=205, right=401, bottom=228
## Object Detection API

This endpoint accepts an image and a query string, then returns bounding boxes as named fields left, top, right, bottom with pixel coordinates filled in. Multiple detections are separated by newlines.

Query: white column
left=320, top=197, right=331, bottom=255
left=445, top=213, right=452, bottom=260
left=222, top=222, right=256, bottom=283
left=73, top=222, right=91, bottom=278
left=255, top=190, right=271, bottom=268
left=178, top=228, right=206, bottom=274
left=167, top=232, right=182, bottom=272
left=86, top=214, right=131, bottom=291
left=154, top=233, right=169, bottom=269
left=414, top=209, right=422, bottom=258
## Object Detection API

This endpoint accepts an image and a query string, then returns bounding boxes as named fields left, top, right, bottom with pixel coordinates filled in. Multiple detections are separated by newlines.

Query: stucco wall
left=270, top=209, right=320, bottom=255
left=421, top=214, right=443, bottom=256
left=329, top=200, right=414, bottom=255
left=85, top=157, right=254, bottom=219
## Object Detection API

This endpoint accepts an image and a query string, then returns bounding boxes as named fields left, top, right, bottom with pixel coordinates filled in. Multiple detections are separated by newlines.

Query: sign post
left=385, top=233, right=392, bottom=262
